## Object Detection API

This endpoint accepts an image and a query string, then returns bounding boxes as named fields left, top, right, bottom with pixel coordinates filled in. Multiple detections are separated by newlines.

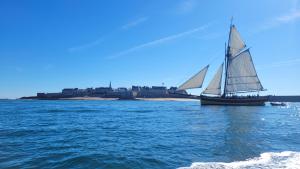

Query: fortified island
left=20, top=83, right=197, bottom=100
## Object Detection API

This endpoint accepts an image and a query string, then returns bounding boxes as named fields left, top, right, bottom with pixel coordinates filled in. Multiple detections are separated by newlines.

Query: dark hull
left=200, top=95, right=268, bottom=106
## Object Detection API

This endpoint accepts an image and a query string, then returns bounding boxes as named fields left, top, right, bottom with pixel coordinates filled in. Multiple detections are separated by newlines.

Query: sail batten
left=177, top=65, right=209, bottom=91
left=225, top=49, right=263, bottom=93
left=203, top=63, right=223, bottom=95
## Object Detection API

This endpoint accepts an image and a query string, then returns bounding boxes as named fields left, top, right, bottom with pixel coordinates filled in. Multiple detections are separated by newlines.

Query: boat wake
left=179, top=151, right=300, bottom=169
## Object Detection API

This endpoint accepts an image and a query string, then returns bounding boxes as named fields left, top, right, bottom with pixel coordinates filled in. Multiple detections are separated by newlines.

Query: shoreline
left=60, top=97, right=199, bottom=102
left=136, top=98, right=199, bottom=102
left=60, top=97, right=119, bottom=101
left=17, top=95, right=300, bottom=102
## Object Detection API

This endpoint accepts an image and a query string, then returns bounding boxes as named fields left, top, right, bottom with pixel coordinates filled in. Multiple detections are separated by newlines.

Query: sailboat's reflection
left=213, top=106, right=266, bottom=162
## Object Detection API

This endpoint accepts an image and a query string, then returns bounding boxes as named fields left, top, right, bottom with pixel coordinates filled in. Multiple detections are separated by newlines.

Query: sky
left=0, top=0, right=299, bottom=98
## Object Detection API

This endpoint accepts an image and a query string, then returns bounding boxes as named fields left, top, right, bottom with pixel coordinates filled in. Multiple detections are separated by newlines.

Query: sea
left=0, top=100, right=300, bottom=169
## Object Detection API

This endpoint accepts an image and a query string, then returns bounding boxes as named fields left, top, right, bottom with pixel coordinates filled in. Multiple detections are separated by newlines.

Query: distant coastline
left=59, top=97, right=199, bottom=102
left=19, top=84, right=200, bottom=101
left=20, top=96, right=200, bottom=101
left=18, top=83, right=300, bottom=102
left=19, top=95, right=300, bottom=102
left=268, top=95, right=300, bottom=102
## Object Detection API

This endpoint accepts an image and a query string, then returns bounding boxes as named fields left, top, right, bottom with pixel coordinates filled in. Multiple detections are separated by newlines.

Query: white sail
left=229, top=25, right=246, bottom=57
left=177, top=65, right=209, bottom=91
left=203, top=63, right=223, bottom=95
left=225, top=49, right=263, bottom=93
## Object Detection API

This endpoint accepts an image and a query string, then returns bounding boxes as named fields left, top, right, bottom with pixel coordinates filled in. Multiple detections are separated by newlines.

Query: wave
left=124, top=110, right=155, bottom=113
left=179, top=151, right=300, bottom=169
left=46, top=109, right=100, bottom=113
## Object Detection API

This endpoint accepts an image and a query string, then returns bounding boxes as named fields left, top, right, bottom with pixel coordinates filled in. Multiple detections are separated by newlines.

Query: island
left=20, top=83, right=199, bottom=101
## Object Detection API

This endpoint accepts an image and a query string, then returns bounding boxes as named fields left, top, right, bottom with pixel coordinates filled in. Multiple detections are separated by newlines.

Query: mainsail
left=177, top=65, right=209, bottom=91
left=225, top=49, right=263, bottom=93
left=203, top=63, right=223, bottom=95
left=228, top=25, right=246, bottom=57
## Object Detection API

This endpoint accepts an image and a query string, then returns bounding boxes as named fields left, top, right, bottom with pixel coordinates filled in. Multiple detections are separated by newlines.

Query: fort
left=20, top=83, right=197, bottom=100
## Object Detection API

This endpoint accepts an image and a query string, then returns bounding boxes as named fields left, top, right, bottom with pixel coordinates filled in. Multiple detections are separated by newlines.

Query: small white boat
left=270, top=102, right=287, bottom=106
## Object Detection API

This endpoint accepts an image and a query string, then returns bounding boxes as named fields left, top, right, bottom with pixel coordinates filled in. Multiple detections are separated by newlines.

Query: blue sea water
left=0, top=100, right=300, bottom=169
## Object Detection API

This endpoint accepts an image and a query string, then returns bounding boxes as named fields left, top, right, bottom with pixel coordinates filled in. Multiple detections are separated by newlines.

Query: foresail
left=203, top=63, right=223, bottom=95
left=229, top=25, right=246, bottom=57
left=225, top=49, right=263, bottom=93
left=177, top=65, right=209, bottom=91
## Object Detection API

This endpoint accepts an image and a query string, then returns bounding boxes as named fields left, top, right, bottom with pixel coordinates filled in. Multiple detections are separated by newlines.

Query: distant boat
left=177, top=21, right=268, bottom=106
left=270, top=102, right=287, bottom=106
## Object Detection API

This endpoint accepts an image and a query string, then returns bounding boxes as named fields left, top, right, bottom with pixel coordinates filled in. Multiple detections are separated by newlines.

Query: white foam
left=179, top=151, right=300, bottom=169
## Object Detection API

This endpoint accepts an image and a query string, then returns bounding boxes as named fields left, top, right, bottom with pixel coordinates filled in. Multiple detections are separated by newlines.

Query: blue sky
left=0, top=0, right=299, bottom=98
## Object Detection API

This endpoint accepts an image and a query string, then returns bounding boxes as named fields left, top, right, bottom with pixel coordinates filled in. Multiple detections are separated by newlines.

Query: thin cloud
left=177, top=0, right=198, bottom=14
left=68, top=17, right=148, bottom=53
left=107, top=23, right=212, bottom=59
left=195, top=32, right=223, bottom=40
left=15, top=67, right=24, bottom=73
left=277, top=10, right=300, bottom=23
left=257, top=58, right=300, bottom=70
left=68, top=38, right=103, bottom=53
left=121, top=17, right=148, bottom=30
left=43, top=64, right=55, bottom=71
left=259, top=9, right=300, bottom=31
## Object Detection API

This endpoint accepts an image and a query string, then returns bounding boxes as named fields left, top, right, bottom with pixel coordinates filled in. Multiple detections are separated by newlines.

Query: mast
left=223, top=18, right=233, bottom=97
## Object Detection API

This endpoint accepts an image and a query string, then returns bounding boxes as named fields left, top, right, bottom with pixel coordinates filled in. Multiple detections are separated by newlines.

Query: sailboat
left=177, top=22, right=268, bottom=106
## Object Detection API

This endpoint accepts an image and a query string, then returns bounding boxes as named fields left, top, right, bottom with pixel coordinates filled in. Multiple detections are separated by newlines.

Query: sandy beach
left=136, top=98, right=199, bottom=102
left=60, top=97, right=118, bottom=101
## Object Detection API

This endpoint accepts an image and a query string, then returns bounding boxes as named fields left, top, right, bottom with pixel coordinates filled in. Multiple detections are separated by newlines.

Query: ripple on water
left=1, top=100, right=300, bottom=169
